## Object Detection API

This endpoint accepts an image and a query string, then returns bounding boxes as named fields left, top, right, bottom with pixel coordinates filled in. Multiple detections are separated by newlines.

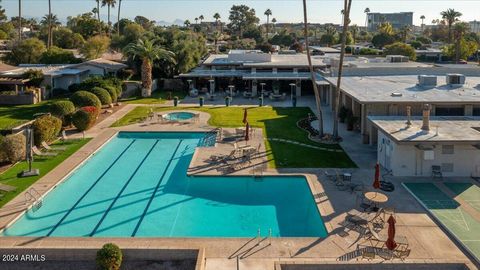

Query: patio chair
left=355, top=193, right=372, bottom=212
left=281, top=92, right=287, bottom=100
left=60, top=130, right=68, bottom=141
left=360, top=246, right=376, bottom=261
left=0, top=183, right=17, bottom=192
left=235, top=128, right=245, bottom=137
left=432, top=165, right=443, bottom=179
left=324, top=170, right=337, bottom=182
left=41, top=141, right=67, bottom=151
left=367, top=222, right=408, bottom=249
left=393, top=248, right=411, bottom=260
left=32, top=146, right=57, bottom=156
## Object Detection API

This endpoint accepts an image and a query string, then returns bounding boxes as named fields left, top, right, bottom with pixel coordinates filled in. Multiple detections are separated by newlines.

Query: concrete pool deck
left=0, top=105, right=477, bottom=269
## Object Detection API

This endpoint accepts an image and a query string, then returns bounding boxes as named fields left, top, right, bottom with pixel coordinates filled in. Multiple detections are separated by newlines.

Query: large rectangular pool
left=2, top=132, right=327, bottom=238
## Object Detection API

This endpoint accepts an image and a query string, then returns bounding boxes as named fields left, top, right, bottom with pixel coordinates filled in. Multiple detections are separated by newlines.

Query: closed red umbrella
left=242, top=108, right=248, bottom=124
left=373, top=163, right=381, bottom=189
left=385, top=215, right=397, bottom=250
left=245, top=122, right=250, bottom=141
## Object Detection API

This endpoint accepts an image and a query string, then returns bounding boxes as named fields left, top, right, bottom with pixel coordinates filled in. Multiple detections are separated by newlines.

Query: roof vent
left=446, top=74, right=466, bottom=85
left=391, top=92, right=403, bottom=97
left=418, top=75, right=437, bottom=87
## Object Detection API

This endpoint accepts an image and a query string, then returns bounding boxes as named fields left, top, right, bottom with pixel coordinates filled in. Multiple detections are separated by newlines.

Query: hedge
left=0, top=133, right=26, bottom=163
left=96, top=243, right=122, bottom=270
left=70, top=91, right=101, bottom=109
left=88, top=87, right=112, bottom=105
left=50, top=100, right=76, bottom=126
left=72, top=106, right=98, bottom=131
left=103, top=85, right=118, bottom=102
left=32, top=115, right=62, bottom=146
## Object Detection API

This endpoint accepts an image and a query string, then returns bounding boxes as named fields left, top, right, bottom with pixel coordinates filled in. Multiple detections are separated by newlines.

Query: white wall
left=377, top=130, right=480, bottom=177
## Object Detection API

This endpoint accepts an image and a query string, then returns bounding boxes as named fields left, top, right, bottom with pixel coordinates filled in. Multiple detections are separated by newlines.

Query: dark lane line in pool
left=89, top=140, right=160, bottom=237
left=131, top=139, right=183, bottom=237
left=46, top=139, right=137, bottom=236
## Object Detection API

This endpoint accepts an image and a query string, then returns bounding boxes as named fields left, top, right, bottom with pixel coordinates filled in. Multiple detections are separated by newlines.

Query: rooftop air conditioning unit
left=386, top=55, right=409, bottom=63
left=446, top=74, right=466, bottom=85
left=418, top=75, right=437, bottom=87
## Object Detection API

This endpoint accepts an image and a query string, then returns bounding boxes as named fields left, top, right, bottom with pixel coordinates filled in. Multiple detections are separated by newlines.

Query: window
left=442, top=145, right=454, bottom=155
left=435, top=107, right=464, bottom=116
left=441, top=163, right=454, bottom=172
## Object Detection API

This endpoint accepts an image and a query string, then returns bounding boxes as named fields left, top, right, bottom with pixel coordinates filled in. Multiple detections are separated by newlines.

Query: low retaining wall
left=0, top=93, right=40, bottom=105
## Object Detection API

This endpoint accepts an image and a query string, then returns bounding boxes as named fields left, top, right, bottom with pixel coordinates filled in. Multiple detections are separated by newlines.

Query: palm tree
left=271, top=18, right=277, bottom=33
left=95, top=0, right=101, bottom=21
left=453, top=22, right=469, bottom=63
left=441, top=8, right=462, bottom=43
left=194, top=17, right=198, bottom=25
left=302, top=0, right=324, bottom=137
left=333, top=0, right=353, bottom=139
left=17, top=0, right=22, bottom=40
left=350, top=24, right=359, bottom=44
left=184, top=20, right=191, bottom=28
left=364, top=7, right=370, bottom=31
left=47, top=0, right=52, bottom=48
left=378, top=22, right=394, bottom=35
left=264, top=9, right=272, bottom=39
left=41, top=14, right=60, bottom=46
left=399, top=25, right=411, bottom=43
left=213, top=12, right=220, bottom=30
left=199, top=15, right=204, bottom=24
left=420, top=15, right=426, bottom=32
left=124, top=39, right=176, bottom=97
left=212, top=31, right=221, bottom=53
left=117, top=0, right=123, bottom=34
left=101, top=0, right=116, bottom=35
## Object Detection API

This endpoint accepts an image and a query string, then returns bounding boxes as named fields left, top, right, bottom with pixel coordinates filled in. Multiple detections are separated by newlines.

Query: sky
left=2, top=0, right=479, bottom=26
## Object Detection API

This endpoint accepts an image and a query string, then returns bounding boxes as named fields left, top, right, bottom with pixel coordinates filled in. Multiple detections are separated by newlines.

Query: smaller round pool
left=164, top=112, right=195, bottom=121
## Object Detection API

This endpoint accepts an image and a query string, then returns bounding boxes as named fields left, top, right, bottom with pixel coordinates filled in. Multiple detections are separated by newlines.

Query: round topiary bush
left=102, top=85, right=118, bottom=103
left=32, top=115, right=62, bottom=146
left=72, top=106, right=98, bottom=131
left=50, top=100, right=76, bottom=126
left=0, top=134, right=26, bottom=163
left=96, top=243, right=122, bottom=270
left=88, top=87, right=112, bottom=106
left=70, top=91, right=101, bottom=109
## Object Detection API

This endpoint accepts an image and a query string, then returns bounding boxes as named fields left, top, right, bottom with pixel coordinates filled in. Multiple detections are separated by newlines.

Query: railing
left=24, top=187, right=43, bottom=211
left=199, top=128, right=219, bottom=147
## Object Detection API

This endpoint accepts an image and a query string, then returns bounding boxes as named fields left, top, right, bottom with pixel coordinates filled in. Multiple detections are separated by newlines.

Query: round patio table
left=364, top=191, right=388, bottom=204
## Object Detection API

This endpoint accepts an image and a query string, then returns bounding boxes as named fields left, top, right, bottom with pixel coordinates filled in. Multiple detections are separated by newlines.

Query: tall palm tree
left=399, top=25, right=411, bottom=43
left=333, top=0, right=353, bottom=139
left=453, top=22, right=469, bottom=63
left=101, top=0, right=116, bottom=35
left=41, top=14, right=60, bottom=46
left=116, top=0, right=122, bottom=34
left=17, top=0, right=22, bottom=40
left=194, top=17, right=198, bottom=25
left=420, top=15, right=426, bottom=32
left=441, top=8, right=462, bottom=43
left=47, top=0, right=52, bottom=48
left=184, top=20, right=191, bottom=28
left=124, top=39, right=176, bottom=97
left=95, top=0, right=101, bottom=21
left=199, top=15, right=204, bottom=24
left=212, top=31, right=221, bottom=53
left=213, top=12, right=221, bottom=31
left=302, top=0, right=323, bottom=137
left=264, top=9, right=272, bottom=39
left=271, top=18, right=277, bottom=33
left=364, top=7, right=370, bottom=31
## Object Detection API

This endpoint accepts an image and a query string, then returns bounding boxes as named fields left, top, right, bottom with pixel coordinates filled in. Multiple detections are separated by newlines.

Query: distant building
left=367, top=12, right=413, bottom=31
left=468, top=20, right=480, bottom=33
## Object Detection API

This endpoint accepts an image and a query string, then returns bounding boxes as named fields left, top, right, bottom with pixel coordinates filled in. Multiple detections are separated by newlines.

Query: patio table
left=364, top=191, right=388, bottom=210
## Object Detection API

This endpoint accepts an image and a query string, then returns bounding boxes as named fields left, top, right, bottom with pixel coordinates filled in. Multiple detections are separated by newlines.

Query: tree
left=213, top=12, right=221, bottom=31
left=52, top=27, right=85, bottom=49
left=101, top=0, right=116, bottom=35
left=17, top=0, right=22, bottom=40
left=271, top=18, right=277, bottom=33
left=124, top=38, right=176, bottom=97
left=452, top=22, right=470, bottom=63
left=228, top=5, right=259, bottom=39
left=184, top=20, right=190, bottom=28
left=264, top=9, right=272, bottom=39
left=320, top=34, right=336, bottom=47
left=371, top=32, right=395, bottom=48
left=95, top=0, right=101, bottom=21
left=302, top=0, right=324, bottom=137
left=364, top=7, right=370, bottom=30
left=80, top=35, right=110, bottom=59
left=420, top=15, right=426, bottom=31
left=67, top=12, right=104, bottom=39
left=39, top=46, right=81, bottom=64
left=41, top=14, right=60, bottom=47
left=194, top=17, right=198, bottom=25
left=378, top=22, right=394, bottom=35
left=199, top=15, right=204, bottom=24
left=134, top=16, right=154, bottom=30
left=399, top=25, right=411, bottom=43
left=117, top=0, right=123, bottom=34
left=383, top=42, right=416, bottom=60
left=350, top=24, right=358, bottom=44
left=4, top=38, right=46, bottom=64
left=333, top=0, right=353, bottom=139
left=47, top=0, right=52, bottom=48
left=441, top=8, right=462, bottom=43
left=443, top=39, right=478, bottom=62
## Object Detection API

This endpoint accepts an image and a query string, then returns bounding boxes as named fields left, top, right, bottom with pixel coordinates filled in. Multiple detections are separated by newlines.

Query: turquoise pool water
left=2, top=132, right=326, bottom=238
left=164, top=112, right=195, bottom=121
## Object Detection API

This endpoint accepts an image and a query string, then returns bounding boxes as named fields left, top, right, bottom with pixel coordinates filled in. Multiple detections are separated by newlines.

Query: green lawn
left=121, top=90, right=187, bottom=105
left=0, top=139, right=91, bottom=208
left=111, top=106, right=356, bottom=168
left=0, top=100, right=61, bottom=130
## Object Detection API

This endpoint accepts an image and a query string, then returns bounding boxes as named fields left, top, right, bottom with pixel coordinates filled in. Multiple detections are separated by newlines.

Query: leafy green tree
left=80, top=35, right=110, bottom=59
left=111, top=23, right=144, bottom=49
left=4, top=38, right=46, bottom=64
left=243, top=25, right=262, bottom=42
left=320, top=34, right=336, bottom=47
left=39, top=46, right=81, bottom=64
left=350, top=24, right=358, bottom=44
left=67, top=12, right=105, bottom=38
left=371, top=32, right=395, bottom=48
left=269, top=29, right=294, bottom=47
left=228, top=5, right=259, bottom=38
left=134, top=16, right=154, bottom=30
left=52, top=28, right=85, bottom=49
left=442, top=39, right=478, bottom=61
left=441, top=8, right=462, bottom=43
left=124, top=38, right=176, bottom=97
left=378, top=22, right=394, bottom=35
left=383, top=42, right=416, bottom=60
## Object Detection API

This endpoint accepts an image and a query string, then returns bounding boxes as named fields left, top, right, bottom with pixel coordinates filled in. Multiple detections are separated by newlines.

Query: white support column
left=252, top=80, right=258, bottom=96
left=295, top=80, right=301, bottom=97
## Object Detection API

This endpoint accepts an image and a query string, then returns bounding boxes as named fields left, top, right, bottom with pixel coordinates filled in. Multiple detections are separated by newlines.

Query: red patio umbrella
left=245, top=122, right=250, bottom=141
left=242, top=108, right=248, bottom=124
left=373, top=163, right=381, bottom=190
left=385, top=215, right=398, bottom=250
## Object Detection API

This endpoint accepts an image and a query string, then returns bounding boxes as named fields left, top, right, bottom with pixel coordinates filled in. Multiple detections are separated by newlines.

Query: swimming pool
left=2, top=132, right=326, bottom=238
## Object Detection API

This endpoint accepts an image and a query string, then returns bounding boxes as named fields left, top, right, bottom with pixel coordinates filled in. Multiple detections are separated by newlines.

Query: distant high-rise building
left=367, top=12, right=413, bottom=31
left=468, top=20, right=480, bottom=33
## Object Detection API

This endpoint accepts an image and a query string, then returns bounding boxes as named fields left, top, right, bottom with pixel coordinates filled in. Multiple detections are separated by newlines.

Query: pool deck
left=0, top=105, right=478, bottom=269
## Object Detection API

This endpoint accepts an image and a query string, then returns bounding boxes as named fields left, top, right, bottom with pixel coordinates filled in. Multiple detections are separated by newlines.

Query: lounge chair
left=42, top=141, right=67, bottom=151
left=235, top=128, right=245, bottom=137
left=367, top=222, right=408, bottom=249
left=0, top=183, right=17, bottom=192
left=32, top=146, right=57, bottom=156
left=360, top=246, right=376, bottom=260
left=432, top=165, right=443, bottom=179
left=61, top=130, right=68, bottom=141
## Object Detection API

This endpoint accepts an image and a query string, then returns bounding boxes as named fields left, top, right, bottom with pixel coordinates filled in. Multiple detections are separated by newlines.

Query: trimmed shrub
left=72, top=106, right=98, bottom=131
left=70, top=91, right=101, bottom=109
left=32, top=115, right=62, bottom=146
left=50, top=100, right=76, bottom=126
left=88, top=87, right=112, bottom=105
left=0, top=134, right=26, bottom=163
left=96, top=243, right=122, bottom=270
left=102, top=85, right=118, bottom=103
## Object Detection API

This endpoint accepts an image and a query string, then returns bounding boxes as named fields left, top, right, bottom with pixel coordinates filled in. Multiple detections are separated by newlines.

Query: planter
left=199, top=97, right=204, bottom=107
left=258, top=96, right=264, bottom=107
left=225, top=97, right=231, bottom=107
left=173, top=96, right=178, bottom=107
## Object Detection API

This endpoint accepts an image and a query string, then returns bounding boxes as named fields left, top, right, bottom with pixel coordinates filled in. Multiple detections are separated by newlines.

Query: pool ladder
left=257, top=228, right=272, bottom=246
left=24, top=187, right=43, bottom=211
